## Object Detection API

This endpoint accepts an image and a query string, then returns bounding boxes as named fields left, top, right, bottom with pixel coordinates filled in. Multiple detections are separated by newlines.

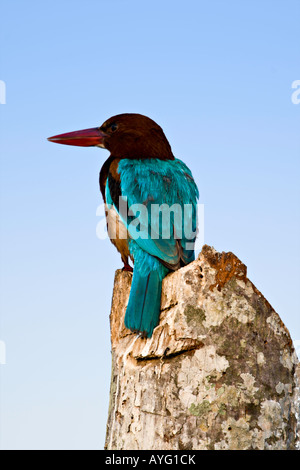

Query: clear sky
left=0, top=0, right=299, bottom=450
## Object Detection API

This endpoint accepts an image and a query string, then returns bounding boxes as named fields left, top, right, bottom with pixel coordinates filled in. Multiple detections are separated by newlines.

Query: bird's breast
left=105, top=203, right=131, bottom=261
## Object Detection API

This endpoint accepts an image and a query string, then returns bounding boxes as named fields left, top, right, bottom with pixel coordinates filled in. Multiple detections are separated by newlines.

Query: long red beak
left=47, top=127, right=107, bottom=147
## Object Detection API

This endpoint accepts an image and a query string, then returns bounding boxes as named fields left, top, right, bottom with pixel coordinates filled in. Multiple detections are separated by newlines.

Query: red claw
left=122, top=263, right=133, bottom=273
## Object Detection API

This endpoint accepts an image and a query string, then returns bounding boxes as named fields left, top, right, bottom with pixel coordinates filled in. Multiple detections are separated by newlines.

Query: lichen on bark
left=105, top=245, right=300, bottom=450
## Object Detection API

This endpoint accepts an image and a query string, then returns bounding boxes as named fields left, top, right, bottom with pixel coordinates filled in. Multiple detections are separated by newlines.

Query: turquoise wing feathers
left=105, top=157, right=199, bottom=337
left=106, top=158, right=199, bottom=271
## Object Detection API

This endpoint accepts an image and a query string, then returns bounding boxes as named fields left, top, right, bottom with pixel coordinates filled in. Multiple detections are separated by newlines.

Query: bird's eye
left=110, top=123, right=118, bottom=132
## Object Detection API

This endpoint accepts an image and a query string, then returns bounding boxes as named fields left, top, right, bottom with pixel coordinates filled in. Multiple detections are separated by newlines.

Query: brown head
left=48, top=113, right=174, bottom=161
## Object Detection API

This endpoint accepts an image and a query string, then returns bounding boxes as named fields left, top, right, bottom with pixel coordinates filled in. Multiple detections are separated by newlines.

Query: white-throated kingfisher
left=48, top=114, right=199, bottom=338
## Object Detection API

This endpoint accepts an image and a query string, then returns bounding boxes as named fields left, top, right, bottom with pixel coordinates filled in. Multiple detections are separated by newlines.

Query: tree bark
left=105, top=245, right=300, bottom=450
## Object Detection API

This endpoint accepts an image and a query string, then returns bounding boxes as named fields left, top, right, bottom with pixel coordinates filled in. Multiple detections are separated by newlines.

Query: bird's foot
left=122, top=263, right=133, bottom=273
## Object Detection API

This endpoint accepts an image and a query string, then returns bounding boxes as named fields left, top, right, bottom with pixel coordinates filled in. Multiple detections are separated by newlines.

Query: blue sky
left=0, top=0, right=299, bottom=450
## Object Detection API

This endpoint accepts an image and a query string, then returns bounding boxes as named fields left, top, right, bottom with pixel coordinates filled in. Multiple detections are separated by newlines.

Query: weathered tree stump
left=105, top=245, right=300, bottom=450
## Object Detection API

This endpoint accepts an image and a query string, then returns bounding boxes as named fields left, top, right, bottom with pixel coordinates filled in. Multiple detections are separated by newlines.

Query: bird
left=48, top=113, right=199, bottom=338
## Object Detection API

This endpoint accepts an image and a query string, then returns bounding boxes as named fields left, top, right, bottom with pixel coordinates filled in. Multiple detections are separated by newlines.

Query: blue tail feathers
left=125, top=269, right=163, bottom=338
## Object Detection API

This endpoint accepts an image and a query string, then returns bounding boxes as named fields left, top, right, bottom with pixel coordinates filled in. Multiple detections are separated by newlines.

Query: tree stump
left=105, top=245, right=300, bottom=450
